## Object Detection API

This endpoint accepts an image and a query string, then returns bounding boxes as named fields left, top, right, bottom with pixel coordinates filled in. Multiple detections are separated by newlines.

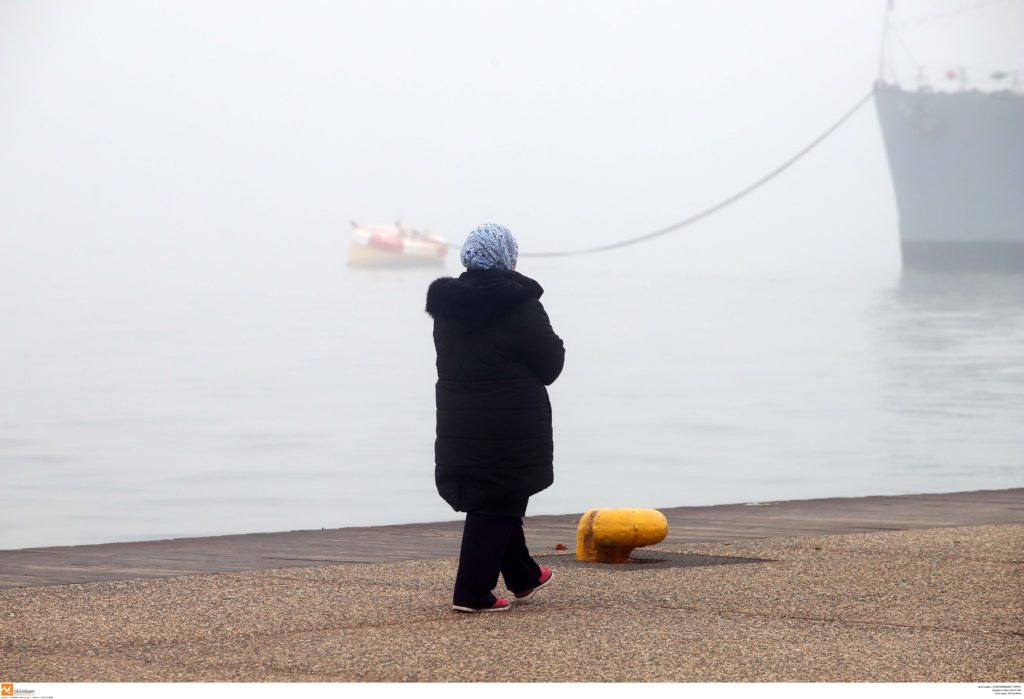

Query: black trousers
left=452, top=498, right=543, bottom=608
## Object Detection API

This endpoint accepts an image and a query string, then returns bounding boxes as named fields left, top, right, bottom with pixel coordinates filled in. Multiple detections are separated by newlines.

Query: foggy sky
left=2, top=0, right=1023, bottom=288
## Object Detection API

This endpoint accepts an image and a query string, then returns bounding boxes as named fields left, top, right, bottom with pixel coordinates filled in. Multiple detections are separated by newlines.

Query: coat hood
left=426, top=269, right=544, bottom=324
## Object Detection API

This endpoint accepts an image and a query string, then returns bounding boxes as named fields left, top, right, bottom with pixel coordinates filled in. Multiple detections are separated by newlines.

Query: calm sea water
left=2, top=251, right=1022, bottom=549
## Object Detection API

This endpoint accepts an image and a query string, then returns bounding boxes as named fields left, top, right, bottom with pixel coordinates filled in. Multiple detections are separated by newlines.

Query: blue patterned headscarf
left=460, top=223, right=519, bottom=271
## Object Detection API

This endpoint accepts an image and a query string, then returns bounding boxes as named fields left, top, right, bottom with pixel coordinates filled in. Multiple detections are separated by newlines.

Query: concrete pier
left=1, top=488, right=1020, bottom=589
left=1, top=488, right=1021, bottom=682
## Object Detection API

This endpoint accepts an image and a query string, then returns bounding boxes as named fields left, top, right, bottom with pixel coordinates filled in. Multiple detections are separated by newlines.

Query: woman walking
left=425, top=223, right=565, bottom=612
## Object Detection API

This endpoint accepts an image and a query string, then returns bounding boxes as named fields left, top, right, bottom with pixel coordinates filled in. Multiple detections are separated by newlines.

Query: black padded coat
left=425, top=269, right=565, bottom=513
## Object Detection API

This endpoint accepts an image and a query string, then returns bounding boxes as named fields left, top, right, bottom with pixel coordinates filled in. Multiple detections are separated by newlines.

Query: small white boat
left=347, top=221, right=449, bottom=267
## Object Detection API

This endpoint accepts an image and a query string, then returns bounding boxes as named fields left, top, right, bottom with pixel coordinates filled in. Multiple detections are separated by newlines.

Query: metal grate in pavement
left=532, top=549, right=771, bottom=570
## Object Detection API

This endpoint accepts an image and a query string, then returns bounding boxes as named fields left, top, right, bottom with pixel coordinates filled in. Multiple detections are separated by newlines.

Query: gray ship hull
left=873, top=84, right=1024, bottom=272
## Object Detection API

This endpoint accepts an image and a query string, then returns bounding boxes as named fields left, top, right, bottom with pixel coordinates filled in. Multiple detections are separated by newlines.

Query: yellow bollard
left=575, top=508, right=669, bottom=563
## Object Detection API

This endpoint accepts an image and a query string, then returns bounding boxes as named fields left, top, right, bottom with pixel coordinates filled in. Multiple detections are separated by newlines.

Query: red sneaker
left=512, top=566, right=554, bottom=603
left=452, top=597, right=512, bottom=613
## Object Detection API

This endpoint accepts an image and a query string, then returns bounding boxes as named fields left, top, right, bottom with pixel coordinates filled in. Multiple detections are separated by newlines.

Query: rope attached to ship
left=450, top=89, right=875, bottom=259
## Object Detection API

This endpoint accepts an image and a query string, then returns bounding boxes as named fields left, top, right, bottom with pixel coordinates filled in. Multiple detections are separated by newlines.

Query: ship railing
left=882, top=65, right=1022, bottom=95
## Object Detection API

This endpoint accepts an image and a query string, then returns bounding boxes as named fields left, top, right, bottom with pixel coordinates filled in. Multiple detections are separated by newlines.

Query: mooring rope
left=450, top=89, right=875, bottom=259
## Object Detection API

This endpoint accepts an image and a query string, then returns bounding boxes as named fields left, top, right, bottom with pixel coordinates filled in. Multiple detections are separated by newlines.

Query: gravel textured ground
left=1, top=523, right=1021, bottom=682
